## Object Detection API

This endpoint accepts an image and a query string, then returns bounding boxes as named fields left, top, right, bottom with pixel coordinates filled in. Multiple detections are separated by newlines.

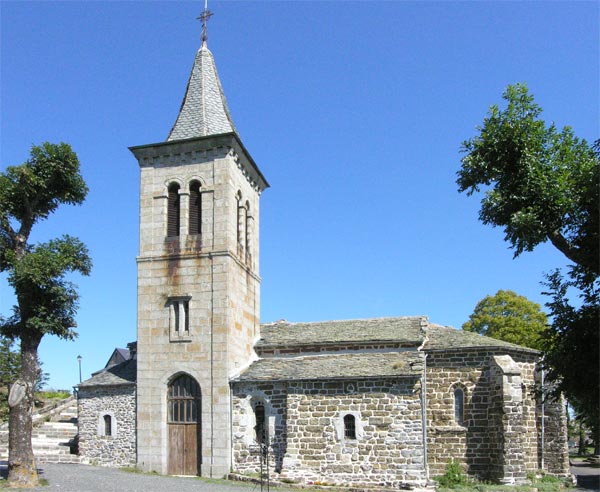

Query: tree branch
left=548, top=230, right=599, bottom=276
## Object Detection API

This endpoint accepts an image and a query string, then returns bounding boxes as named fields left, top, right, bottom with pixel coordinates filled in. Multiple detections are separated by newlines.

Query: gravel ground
left=0, top=463, right=276, bottom=492
left=0, top=462, right=597, bottom=492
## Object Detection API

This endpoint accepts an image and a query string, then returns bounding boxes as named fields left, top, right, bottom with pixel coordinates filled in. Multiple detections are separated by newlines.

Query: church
left=76, top=9, right=570, bottom=488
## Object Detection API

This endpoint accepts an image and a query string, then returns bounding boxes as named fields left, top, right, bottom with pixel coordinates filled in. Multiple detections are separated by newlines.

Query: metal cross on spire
left=197, top=0, right=213, bottom=46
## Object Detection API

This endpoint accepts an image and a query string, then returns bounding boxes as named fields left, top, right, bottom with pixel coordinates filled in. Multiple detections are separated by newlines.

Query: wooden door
left=167, top=374, right=201, bottom=475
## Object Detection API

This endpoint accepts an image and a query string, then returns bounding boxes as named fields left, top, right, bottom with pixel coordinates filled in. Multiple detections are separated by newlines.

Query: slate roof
left=234, top=351, right=424, bottom=382
left=78, top=358, right=137, bottom=388
left=424, top=324, right=538, bottom=354
left=257, top=317, right=426, bottom=349
left=167, top=43, right=237, bottom=141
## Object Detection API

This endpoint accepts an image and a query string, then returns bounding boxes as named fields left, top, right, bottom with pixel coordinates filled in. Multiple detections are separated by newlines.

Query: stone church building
left=76, top=16, right=569, bottom=489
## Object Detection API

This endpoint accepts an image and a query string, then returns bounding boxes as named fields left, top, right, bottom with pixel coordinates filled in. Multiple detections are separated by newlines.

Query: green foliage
left=0, top=142, right=87, bottom=229
left=37, top=390, right=70, bottom=400
left=436, top=459, right=469, bottom=488
left=542, top=268, right=599, bottom=452
left=0, top=337, right=21, bottom=389
left=0, top=142, right=90, bottom=486
left=457, top=83, right=599, bottom=275
left=459, top=84, right=599, bottom=453
left=462, top=290, right=548, bottom=350
left=0, top=336, right=50, bottom=421
left=1, top=236, right=91, bottom=340
left=0, top=143, right=91, bottom=341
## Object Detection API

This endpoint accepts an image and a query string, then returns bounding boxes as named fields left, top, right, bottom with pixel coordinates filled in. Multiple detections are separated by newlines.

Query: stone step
left=38, top=455, right=82, bottom=464
left=0, top=397, right=79, bottom=463
left=36, top=424, right=76, bottom=429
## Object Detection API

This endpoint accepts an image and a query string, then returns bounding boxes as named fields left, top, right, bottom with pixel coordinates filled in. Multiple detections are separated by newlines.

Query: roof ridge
left=261, top=315, right=427, bottom=327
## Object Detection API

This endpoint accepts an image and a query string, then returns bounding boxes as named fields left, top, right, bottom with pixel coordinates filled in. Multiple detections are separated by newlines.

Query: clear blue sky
left=1, top=1, right=598, bottom=390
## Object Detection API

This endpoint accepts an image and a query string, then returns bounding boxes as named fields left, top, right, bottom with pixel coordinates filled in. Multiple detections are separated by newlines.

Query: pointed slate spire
left=167, top=40, right=237, bottom=141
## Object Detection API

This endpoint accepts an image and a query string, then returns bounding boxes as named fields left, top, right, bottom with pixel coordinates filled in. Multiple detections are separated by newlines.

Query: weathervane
left=197, top=0, right=213, bottom=45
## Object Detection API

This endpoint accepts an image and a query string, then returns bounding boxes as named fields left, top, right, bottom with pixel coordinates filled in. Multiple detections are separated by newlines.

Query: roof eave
left=231, top=373, right=421, bottom=384
left=129, top=132, right=269, bottom=191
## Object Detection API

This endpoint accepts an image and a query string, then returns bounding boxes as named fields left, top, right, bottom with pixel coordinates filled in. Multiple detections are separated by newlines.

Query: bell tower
left=129, top=8, right=268, bottom=477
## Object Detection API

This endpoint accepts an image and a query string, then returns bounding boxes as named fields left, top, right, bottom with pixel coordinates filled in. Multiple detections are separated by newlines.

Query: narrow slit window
left=189, top=181, right=202, bottom=236
left=169, top=298, right=190, bottom=337
left=167, top=183, right=181, bottom=237
left=104, top=415, right=112, bottom=437
left=245, top=201, right=251, bottom=259
left=236, top=191, right=243, bottom=254
left=254, top=402, right=266, bottom=444
left=344, top=414, right=356, bottom=439
left=173, top=302, right=180, bottom=333
left=454, top=387, right=465, bottom=426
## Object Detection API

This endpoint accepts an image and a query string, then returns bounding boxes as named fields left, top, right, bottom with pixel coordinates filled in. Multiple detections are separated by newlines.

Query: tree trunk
left=578, top=419, right=585, bottom=456
left=7, top=334, right=41, bottom=488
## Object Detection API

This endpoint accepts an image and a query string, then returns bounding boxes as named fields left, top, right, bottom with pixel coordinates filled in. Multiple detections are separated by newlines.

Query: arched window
left=167, top=183, right=180, bottom=237
left=254, top=401, right=266, bottom=444
left=103, top=414, right=112, bottom=437
left=454, top=387, right=465, bottom=426
left=168, top=374, right=201, bottom=423
left=189, top=181, right=202, bottom=236
left=343, top=414, right=356, bottom=439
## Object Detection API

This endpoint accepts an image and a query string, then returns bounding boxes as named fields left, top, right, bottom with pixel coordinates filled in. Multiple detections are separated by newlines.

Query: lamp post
left=77, top=355, right=82, bottom=383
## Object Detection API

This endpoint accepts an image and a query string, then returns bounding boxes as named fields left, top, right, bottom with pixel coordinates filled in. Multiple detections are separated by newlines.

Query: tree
left=457, top=83, right=599, bottom=276
left=462, top=290, right=548, bottom=350
left=0, top=143, right=91, bottom=488
left=0, top=337, right=50, bottom=422
left=458, top=84, right=599, bottom=452
left=542, top=269, right=599, bottom=453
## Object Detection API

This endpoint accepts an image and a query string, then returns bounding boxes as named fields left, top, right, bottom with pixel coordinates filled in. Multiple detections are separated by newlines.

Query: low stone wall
left=78, top=385, right=136, bottom=467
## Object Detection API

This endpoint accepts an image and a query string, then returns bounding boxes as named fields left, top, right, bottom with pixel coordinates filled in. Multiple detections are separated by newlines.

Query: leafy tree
left=457, top=83, right=599, bottom=276
left=0, top=143, right=91, bottom=487
left=542, top=269, right=599, bottom=453
left=462, top=290, right=547, bottom=350
left=458, top=84, right=599, bottom=452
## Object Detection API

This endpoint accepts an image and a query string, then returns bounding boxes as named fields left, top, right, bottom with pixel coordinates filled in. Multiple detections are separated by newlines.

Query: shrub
left=436, top=459, right=469, bottom=488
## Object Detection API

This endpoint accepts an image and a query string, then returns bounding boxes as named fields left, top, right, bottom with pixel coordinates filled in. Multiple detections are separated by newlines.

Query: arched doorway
left=167, top=374, right=201, bottom=475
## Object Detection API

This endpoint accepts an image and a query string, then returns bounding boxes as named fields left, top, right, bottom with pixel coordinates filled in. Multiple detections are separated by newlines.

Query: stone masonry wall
left=488, top=355, right=526, bottom=484
left=78, top=385, right=136, bottom=467
left=232, top=382, right=288, bottom=474
left=536, top=380, right=570, bottom=476
left=135, top=142, right=261, bottom=477
left=426, top=350, right=539, bottom=481
left=279, top=378, right=426, bottom=488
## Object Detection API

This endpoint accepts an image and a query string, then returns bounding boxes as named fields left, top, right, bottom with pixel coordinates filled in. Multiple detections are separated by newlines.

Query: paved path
left=571, top=462, right=600, bottom=491
left=1, top=463, right=278, bottom=492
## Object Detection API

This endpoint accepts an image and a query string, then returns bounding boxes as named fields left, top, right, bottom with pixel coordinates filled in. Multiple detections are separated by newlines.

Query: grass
left=36, top=390, right=71, bottom=401
left=435, top=461, right=573, bottom=492
left=0, top=477, right=49, bottom=489
left=436, top=474, right=573, bottom=492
